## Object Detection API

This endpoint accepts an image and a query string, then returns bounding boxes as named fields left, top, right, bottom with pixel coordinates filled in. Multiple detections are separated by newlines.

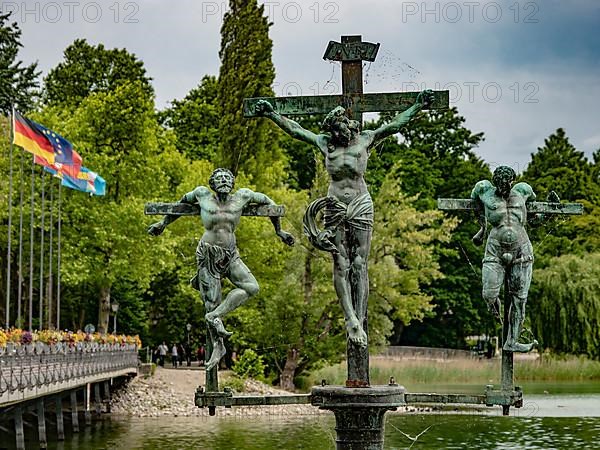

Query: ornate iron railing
left=0, top=343, right=138, bottom=403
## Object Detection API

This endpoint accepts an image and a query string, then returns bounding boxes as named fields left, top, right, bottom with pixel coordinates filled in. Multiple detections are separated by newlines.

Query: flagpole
left=17, top=147, right=25, bottom=328
left=39, top=170, right=45, bottom=329
left=5, top=106, right=15, bottom=328
left=28, top=156, right=35, bottom=331
left=48, top=181, right=54, bottom=329
left=57, top=182, right=62, bottom=330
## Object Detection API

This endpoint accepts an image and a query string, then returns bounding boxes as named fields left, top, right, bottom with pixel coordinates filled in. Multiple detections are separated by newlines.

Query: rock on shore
left=110, top=366, right=326, bottom=417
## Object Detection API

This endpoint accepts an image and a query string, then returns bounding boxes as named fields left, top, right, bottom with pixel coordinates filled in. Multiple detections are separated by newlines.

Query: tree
left=39, top=69, right=191, bottom=335
left=36, top=81, right=178, bottom=333
left=0, top=11, right=39, bottom=113
left=530, top=253, right=600, bottom=359
left=222, top=161, right=455, bottom=390
left=523, top=128, right=595, bottom=200
left=159, top=75, right=219, bottom=161
left=43, top=39, right=152, bottom=108
left=368, top=166, right=457, bottom=347
left=39, top=41, right=181, bottom=333
left=365, top=107, right=487, bottom=203
left=217, top=0, right=285, bottom=187
left=520, top=129, right=600, bottom=359
left=522, top=128, right=600, bottom=257
left=278, top=115, right=323, bottom=190
left=364, top=108, right=494, bottom=348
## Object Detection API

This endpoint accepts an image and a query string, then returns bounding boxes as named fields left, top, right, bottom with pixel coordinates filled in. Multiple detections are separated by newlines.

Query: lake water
left=9, top=382, right=595, bottom=449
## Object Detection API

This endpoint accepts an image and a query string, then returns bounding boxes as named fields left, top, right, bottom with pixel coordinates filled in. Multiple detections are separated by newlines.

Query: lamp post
left=111, top=301, right=119, bottom=334
left=186, top=323, right=192, bottom=366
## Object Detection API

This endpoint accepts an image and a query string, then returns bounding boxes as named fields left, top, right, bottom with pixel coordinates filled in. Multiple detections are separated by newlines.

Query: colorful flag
left=40, top=164, right=106, bottom=196
left=65, top=167, right=106, bottom=196
left=13, top=111, right=55, bottom=164
left=13, top=111, right=82, bottom=176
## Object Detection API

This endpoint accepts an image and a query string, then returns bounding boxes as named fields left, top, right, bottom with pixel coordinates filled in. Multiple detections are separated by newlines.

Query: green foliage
left=366, top=107, right=487, bottom=203
left=366, top=108, right=494, bottom=349
left=232, top=348, right=266, bottom=379
left=226, top=181, right=344, bottom=384
left=520, top=129, right=600, bottom=360
left=523, top=128, right=595, bottom=201
left=33, top=42, right=184, bottom=333
left=5, top=24, right=598, bottom=389
left=369, top=165, right=458, bottom=346
left=530, top=253, right=600, bottom=359
left=160, top=75, right=219, bottom=161
left=43, top=39, right=152, bottom=108
left=522, top=128, right=600, bottom=257
left=221, top=374, right=245, bottom=392
left=0, top=11, right=39, bottom=113
left=217, top=0, right=285, bottom=187
left=219, top=159, right=454, bottom=387
left=278, top=115, right=323, bottom=190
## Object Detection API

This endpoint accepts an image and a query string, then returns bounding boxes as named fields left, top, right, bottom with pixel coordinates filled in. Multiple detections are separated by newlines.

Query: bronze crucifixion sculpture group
left=144, top=36, right=582, bottom=429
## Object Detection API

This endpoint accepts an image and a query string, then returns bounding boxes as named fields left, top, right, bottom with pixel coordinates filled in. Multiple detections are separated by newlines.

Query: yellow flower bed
left=0, top=328, right=142, bottom=349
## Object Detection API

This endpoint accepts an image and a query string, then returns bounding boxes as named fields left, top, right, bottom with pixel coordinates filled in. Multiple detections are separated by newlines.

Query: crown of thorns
left=321, top=106, right=348, bottom=132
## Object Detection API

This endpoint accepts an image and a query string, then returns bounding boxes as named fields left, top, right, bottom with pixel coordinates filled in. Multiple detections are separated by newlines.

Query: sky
left=4, top=0, right=600, bottom=172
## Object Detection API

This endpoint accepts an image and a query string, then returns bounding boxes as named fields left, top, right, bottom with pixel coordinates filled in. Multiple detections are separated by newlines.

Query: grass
left=304, top=354, right=600, bottom=390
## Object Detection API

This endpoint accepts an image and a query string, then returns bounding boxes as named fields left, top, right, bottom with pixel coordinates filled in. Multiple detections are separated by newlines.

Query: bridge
left=0, top=342, right=138, bottom=449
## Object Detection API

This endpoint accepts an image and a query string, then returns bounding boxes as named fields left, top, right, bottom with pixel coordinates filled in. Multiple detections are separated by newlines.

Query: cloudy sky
left=5, top=0, right=600, bottom=172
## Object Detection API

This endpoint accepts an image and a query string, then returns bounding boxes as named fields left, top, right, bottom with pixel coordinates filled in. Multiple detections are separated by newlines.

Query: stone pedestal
left=311, top=385, right=405, bottom=450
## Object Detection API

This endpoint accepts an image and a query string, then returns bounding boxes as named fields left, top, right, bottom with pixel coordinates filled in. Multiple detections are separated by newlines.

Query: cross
left=438, top=196, right=583, bottom=415
left=144, top=200, right=284, bottom=415
left=243, top=35, right=450, bottom=124
left=244, top=35, right=450, bottom=388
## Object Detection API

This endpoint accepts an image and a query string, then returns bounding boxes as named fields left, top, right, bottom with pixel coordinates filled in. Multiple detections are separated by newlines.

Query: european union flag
left=34, top=121, right=83, bottom=177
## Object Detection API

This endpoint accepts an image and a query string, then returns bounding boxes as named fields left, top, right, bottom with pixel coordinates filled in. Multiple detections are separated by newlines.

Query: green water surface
left=10, top=383, right=600, bottom=449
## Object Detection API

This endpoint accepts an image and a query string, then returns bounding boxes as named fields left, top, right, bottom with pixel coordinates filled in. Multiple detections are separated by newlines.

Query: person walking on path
left=171, top=344, right=178, bottom=368
left=158, top=342, right=168, bottom=367
left=177, top=343, right=185, bottom=367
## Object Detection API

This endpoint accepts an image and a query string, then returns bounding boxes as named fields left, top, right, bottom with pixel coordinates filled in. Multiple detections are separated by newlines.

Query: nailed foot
left=346, top=318, right=367, bottom=348
left=205, top=339, right=226, bottom=371
left=503, top=339, right=538, bottom=353
left=205, top=314, right=233, bottom=338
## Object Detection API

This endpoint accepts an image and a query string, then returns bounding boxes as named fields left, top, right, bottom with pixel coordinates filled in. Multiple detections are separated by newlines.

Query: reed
left=305, top=354, right=600, bottom=389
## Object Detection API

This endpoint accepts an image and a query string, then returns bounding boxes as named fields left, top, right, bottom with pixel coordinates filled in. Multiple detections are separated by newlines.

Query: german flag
left=13, top=111, right=56, bottom=164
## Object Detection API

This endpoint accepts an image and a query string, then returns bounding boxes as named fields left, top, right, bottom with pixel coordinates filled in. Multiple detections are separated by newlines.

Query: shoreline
left=110, top=367, right=329, bottom=417
left=110, top=367, right=430, bottom=418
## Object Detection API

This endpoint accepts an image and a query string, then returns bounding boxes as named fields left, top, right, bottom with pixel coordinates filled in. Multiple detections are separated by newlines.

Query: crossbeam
left=195, top=388, right=311, bottom=409
left=243, top=91, right=449, bottom=118
left=194, top=386, right=522, bottom=409
left=144, top=202, right=285, bottom=217
left=437, top=199, right=584, bottom=215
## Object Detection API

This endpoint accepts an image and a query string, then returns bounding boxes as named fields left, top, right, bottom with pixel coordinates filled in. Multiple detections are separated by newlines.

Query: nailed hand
left=278, top=230, right=295, bottom=247
left=147, top=222, right=165, bottom=236
left=416, top=89, right=435, bottom=108
left=254, top=100, right=274, bottom=115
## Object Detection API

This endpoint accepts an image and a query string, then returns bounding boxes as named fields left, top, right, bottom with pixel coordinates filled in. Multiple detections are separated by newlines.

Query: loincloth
left=483, top=237, right=533, bottom=267
left=192, top=241, right=239, bottom=286
left=303, top=192, right=373, bottom=253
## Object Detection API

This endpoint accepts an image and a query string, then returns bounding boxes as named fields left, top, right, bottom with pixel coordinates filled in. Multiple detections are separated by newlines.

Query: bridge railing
left=0, top=343, right=138, bottom=403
